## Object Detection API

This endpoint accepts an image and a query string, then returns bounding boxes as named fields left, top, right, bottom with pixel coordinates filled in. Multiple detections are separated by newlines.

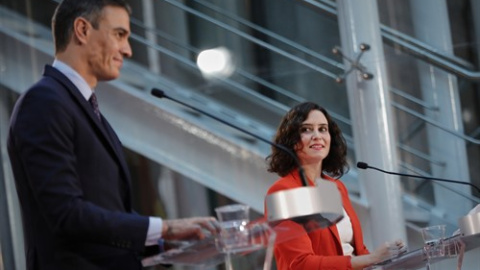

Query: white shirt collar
left=52, top=59, right=94, bottom=101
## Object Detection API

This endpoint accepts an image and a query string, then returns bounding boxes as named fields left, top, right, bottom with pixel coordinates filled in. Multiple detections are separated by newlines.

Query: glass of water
left=215, top=204, right=251, bottom=253
left=421, top=224, right=446, bottom=269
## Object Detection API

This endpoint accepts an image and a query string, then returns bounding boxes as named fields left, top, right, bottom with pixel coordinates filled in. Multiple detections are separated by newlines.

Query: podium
left=142, top=183, right=344, bottom=269
left=141, top=221, right=277, bottom=269
left=142, top=206, right=480, bottom=270
left=141, top=217, right=339, bottom=269
left=368, top=211, right=480, bottom=270
left=366, top=232, right=480, bottom=270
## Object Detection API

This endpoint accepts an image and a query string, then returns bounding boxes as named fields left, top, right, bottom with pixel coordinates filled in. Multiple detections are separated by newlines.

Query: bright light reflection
left=196, top=47, right=234, bottom=78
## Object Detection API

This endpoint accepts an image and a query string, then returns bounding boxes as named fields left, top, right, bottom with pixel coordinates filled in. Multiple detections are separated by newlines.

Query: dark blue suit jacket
left=7, top=65, right=150, bottom=270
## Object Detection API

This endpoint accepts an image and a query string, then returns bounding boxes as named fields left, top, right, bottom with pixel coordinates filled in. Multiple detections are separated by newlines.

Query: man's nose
left=122, top=41, right=132, bottom=58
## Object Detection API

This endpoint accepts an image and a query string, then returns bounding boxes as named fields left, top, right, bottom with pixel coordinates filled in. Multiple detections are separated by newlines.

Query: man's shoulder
left=12, top=67, right=77, bottom=121
left=23, top=65, right=72, bottom=99
left=23, top=78, right=66, bottom=103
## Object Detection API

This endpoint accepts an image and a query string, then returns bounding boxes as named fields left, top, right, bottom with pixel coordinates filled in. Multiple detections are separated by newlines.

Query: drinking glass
left=421, top=224, right=446, bottom=269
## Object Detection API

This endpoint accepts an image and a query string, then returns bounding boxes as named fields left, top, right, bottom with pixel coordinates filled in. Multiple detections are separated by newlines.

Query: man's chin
left=100, top=73, right=120, bottom=81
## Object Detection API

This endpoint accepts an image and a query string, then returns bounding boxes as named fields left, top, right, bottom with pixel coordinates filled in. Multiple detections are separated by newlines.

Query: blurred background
left=1, top=0, right=480, bottom=269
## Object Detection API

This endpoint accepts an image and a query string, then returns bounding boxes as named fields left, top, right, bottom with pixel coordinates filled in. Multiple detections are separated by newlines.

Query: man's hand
left=162, top=217, right=220, bottom=241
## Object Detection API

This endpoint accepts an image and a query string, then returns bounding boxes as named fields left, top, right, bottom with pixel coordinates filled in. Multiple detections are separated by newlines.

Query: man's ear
left=72, top=17, right=91, bottom=45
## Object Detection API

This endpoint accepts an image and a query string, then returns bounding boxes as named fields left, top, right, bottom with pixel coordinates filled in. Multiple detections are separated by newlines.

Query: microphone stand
left=151, top=88, right=309, bottom=187
left=357, top=162, right=480, bottom=194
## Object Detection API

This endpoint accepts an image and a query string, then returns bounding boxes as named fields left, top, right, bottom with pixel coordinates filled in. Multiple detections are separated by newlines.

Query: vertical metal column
left=472, top=0, right=480, bottom=67
left=410, top=0, right=472, bottom=220
left=0, top=108, right=10, bottom=270
left=157, top=167, right=181, bottom=218
left=142, top=0, right=161, bottom=74
left=336, top=0, right=406, bottom=246
left=0, top=90, right=8, bottom=270
left=0, top=89, right=25, bottom=270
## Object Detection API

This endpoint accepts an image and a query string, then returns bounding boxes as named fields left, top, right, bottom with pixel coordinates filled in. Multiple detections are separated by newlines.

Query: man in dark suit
left=7, top=0, right=218, bottom=269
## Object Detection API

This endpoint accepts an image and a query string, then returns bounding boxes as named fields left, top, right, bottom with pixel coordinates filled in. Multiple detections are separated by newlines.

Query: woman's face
left=295, top=110, right=331, bottom=165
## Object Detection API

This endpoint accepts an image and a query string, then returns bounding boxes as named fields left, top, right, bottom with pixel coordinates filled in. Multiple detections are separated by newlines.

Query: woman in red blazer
left=265, top=102, right=404, bottom=270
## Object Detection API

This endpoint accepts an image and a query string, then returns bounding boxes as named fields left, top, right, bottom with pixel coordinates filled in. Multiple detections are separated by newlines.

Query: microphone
left=151, top=88, right=309, bottom=187
left=357, top=161, right=480, bottom=193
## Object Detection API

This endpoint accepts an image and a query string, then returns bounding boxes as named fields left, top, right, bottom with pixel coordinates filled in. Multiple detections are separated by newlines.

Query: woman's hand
left=371, top=239, right=407, bottom=263
left=351, top=239, right=407, bottom=270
